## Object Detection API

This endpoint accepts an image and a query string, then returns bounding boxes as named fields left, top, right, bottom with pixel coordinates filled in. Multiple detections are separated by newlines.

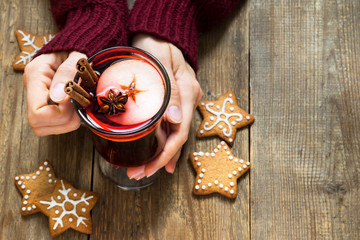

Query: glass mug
left=73, top=47, right=170, bottom=190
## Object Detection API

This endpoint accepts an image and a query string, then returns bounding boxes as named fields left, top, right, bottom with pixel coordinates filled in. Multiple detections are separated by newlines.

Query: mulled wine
left=72, top=47, right=170, bottom=189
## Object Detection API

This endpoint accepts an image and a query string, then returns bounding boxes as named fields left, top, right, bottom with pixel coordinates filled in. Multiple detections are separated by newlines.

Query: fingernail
left=50, top=83, right=66, bottom=102
left=129, top=170, right=145, bottom=180
left=135, top=172, right=146, bottom=180
left=166, top=166, right=175, bottom=174
left=168, top=105, right=182, bottom=123
left=146, top=169, right=158, bottom=178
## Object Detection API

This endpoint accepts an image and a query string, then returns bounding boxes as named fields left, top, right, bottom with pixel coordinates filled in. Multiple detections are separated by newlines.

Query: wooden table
left=1, top=0, right=359, bottom=239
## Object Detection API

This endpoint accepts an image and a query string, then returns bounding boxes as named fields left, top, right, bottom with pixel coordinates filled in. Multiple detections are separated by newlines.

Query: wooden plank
left=0, top=1, right=93, bottom=239
left=250, top=0, right=360, bottom=239
left=90, top=1, right=250, bottom=239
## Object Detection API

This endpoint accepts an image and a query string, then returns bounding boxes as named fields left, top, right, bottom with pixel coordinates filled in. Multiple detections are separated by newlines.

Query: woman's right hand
left=23, top=51, right=86, bottom=136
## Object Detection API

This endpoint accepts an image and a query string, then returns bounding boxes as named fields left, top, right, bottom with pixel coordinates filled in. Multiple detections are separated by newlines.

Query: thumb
left=165, top=71, right=182, bottom=124
left=50, top=52, right=87, bottom=103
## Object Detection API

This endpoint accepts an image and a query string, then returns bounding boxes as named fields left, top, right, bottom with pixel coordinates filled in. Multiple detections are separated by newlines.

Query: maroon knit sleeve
left=35, top=0, right=129, bottom=58
left=128, top=0, right=242, bottom=71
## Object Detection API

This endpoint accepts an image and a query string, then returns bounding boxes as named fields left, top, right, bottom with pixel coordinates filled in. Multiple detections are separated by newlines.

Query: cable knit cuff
left=36, top=3, right=128, bottom=58
left=128, top=0, right=198, bottom=71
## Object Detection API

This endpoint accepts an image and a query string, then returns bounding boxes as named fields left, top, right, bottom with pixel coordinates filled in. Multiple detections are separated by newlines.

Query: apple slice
left=96, top=59, right=165, bottom=125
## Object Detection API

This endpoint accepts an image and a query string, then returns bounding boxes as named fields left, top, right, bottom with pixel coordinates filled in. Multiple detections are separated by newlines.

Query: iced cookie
left=34, top=178, right=98, bottom=237
left=189, top=141, right=250, bottom=199
left=13, top=30, right=55, bottom=71
left=196, top=90, right=254, bottom=146
left=13, top=160, right=57, bottom=216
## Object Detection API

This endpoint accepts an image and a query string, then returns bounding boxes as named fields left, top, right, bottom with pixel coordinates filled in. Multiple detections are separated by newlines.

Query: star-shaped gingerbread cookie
left=189, top=141, right=250, bottom=198
left=13, top=30, right=55, bottom=71
left=34, top=178, right=98, bottom=237
left=14, top=160, right=57, bottom=216
left=196, top=90, right=254, bottom=146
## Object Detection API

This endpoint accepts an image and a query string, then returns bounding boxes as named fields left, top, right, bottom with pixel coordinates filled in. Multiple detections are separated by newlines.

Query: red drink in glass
left=73, top=47, right=170, bottom=189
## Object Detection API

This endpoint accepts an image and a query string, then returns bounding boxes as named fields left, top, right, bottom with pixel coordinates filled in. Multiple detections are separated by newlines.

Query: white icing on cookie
left=15, top=31, right=55, bottom=65
left=39, top=180, right=93, bottom=230
left=203, top=97, right=243, bottom=137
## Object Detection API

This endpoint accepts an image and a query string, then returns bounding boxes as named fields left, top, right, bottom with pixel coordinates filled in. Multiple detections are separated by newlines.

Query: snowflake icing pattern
left=39, top=180, right=94, bottom=230
left=15, top=30, right=55, bottom=65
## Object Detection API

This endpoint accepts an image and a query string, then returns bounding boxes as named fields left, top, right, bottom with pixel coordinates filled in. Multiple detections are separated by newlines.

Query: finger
left=144, top=68, right=199, bottom=176
left=27, top=98, right=78, bottom=128
left=24, top=54, right=63, bottom=106
left=185, top=63, right=203, bottom=104
left=145, top=93, right=194, bottom=177
left=165, top=71, right=182, bottom=124
left=25, top=54, right=73, bottom=127
left=127, top=165, right=146, bottom=180
left=164, top=45, right=197, bottom=124
left=23, top=53, right=63, bottom=89
left=50, top=52, right=87, bottom=103
left=165, top=150, right=181, bottom=174
left=32, top=110, right=80, bottom=136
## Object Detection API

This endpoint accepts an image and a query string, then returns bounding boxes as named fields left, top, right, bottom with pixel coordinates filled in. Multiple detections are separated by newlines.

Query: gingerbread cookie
left=196, top=90, right=254, bottom=146
left=34, top=178, right=98, bottom=237
left=189, top=141, right=250, bottom=198
left=14, top=160, right=57, bottom=216
left=13, top=30, right=55, bottom=71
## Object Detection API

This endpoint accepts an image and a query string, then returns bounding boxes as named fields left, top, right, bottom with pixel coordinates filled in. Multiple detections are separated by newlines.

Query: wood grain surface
left=250, top=0, right=360, bottom=239
left=0, top=0, right=359, bottom=239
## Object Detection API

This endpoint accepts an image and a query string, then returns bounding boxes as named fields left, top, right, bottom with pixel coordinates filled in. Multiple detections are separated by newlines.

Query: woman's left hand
left=127, top=34, right=203, bottom=180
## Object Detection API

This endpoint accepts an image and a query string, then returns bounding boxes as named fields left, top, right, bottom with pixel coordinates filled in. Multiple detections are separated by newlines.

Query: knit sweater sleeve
left=128, top=0, right=242, bottom=71
left=35, top=0, right=129, bottom=58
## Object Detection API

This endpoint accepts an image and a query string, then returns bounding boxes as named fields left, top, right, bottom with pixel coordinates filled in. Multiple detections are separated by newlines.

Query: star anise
left=98, top=89, right=128, bottom=115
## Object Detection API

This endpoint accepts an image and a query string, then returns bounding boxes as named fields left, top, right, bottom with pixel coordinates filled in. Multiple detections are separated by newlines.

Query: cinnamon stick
left=65, top=86, right=91, bottom=107
left=65, top=81, right=91, bottom=99
left=76, top=58, right=97, bottom=88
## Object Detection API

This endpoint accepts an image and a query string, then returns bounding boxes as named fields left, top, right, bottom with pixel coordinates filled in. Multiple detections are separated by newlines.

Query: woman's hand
left=127, top=34, right=203, bottom=180
left=23, top=51, right=86, bottom=136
